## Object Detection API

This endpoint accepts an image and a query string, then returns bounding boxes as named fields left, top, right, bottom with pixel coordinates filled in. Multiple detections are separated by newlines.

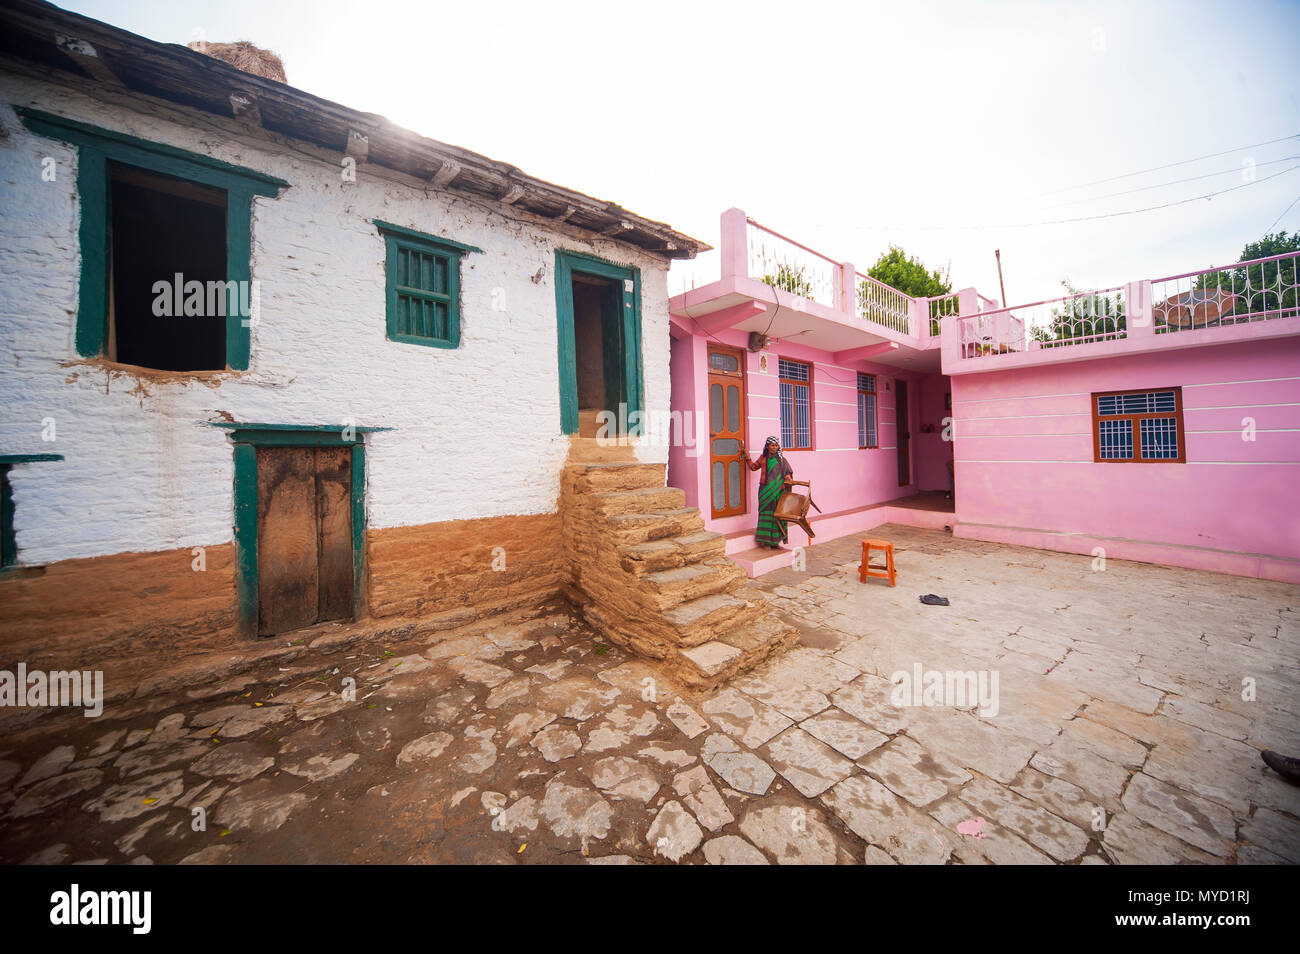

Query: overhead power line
left=1031, top=132, right=1300, bottom=198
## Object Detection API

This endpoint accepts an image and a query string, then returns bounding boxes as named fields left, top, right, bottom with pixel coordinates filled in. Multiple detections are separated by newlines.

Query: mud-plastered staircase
left=559, top=439, right=797, bottom=688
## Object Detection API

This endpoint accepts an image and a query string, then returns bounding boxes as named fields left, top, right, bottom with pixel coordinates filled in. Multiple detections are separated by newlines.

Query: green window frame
left=554, top=250, right=644, bottom=435
left=0, top=454, right=64, bottom=571
left=375, top=221, right=479, bottom=349
left=15, top=108, right=288, bottom=372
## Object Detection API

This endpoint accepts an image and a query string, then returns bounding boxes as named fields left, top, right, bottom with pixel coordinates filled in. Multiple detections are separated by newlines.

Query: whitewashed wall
left=0, top=72, right=672, bottom=565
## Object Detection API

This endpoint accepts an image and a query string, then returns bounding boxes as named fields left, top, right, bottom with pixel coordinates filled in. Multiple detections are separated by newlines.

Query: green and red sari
left=755, top=454, right=794, bottom=548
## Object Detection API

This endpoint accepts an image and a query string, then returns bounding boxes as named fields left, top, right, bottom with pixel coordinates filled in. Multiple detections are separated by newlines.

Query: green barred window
left=375, top=220, right=478, bottom=349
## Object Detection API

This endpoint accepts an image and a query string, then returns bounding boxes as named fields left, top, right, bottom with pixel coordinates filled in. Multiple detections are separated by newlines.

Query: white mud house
left=0, top=0, right=741, bottom=676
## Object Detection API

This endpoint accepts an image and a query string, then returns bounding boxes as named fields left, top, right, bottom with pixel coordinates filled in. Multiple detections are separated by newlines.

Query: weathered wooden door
left=708, top=347, right=747, bottom=518
left=256, top=446, right=353, bottom=636
left=896, top=380, right=911, bottom=486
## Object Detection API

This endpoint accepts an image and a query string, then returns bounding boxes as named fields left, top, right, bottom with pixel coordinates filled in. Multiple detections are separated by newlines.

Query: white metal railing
left=747, top=219, right=840, bottom=309
left=857, top=271, right=912, bottom=335
left=1150, top=250, right=1300, bottom=333
left=928, top=292, right=961, bottom=337
left=957, top=286, right=1126, bottom=358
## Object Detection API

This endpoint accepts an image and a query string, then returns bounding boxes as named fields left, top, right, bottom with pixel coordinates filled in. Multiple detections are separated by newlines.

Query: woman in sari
left=747, top=436, right=794, bottom=549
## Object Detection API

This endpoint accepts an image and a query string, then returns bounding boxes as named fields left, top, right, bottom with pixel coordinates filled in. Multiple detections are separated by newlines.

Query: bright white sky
left=61, top=0, right=1300, bottom=305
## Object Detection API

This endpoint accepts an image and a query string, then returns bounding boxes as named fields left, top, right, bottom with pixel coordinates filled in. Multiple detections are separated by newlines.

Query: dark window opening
left=572, top=273, right=624, bottom=433
left=109, top=163, right=227, bottom=371
left=1, top=465, right=14, bottom=568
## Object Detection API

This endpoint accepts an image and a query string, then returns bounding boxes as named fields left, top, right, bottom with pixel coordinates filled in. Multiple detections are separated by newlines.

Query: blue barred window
left=857, top=373, right=877, bottom=448
left=779, top=359, right=812, bottom=449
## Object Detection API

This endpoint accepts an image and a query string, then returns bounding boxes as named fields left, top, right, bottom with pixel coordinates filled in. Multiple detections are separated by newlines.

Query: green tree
left=864, top=245, right=953, bottom=334
left=1195, top=230, right=1300, bottom=320
left=865, top=245, right=952, bottom=298
left=1030, top=279, right=1126, bottom=347
left=762, top=262, right=814, bottom=298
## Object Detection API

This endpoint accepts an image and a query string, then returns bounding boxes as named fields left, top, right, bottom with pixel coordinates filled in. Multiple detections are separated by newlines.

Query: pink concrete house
left=668, top=209, right=1300, bottom=583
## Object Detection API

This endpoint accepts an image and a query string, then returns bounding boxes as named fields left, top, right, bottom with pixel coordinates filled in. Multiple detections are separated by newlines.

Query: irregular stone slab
left=929, top=797, right=1053, bottom=865
left=596, top=660, right=680, bottom=705
left=1240, top=808, right=1300, bottom=864
left=729, top=679, right=830, bottom=722
left=422, top=688, right=477, bottom=727
left=484, top=626, right=539, bottom=653
left=113, top=740, right=209, bottom=778
left=584, top=704, right=661, bottom=753
left=10, top=769, right=104, bottom=818
left=821, top=774, right=952, bottom=865
left=1058, top=716, right=1148, bottom=769
left=585, top=757, right=660, bottom=804
left=538, top=678, right=620, bottom=721
left=502, top=709, right=557, bottom=749
left=191, top=743, right=274, bottom=783
left=17, top=745, right=76, bottom=789
left=1100, top=812, right=1222, bottom=865
left=679, top=641, right=741, bottom=677
left=216, top=782, right=310, bottom=834
left=444, top=656, right=516, bottom=689
left=701, top=688, right=792, bottom=749
left=1159, top=696, right=1251, bottom=742
left=637, top=746, right=696, bottom=768
left=178, top=845, right=235, bottom=865
left=666, top=701, right=709, bottom=739
left=525, top=660, right=572, bottom=681
left=702, top=835, right=769, bottom=865
left=1120, top=773, right=1236, bottom=857
left=152, top=713, right=188, bottom=742
left=647, top=801, right=703, bottom=861
left=218, top=705, right=296, bottom=738
left=864, top=846, right=898, bottom=865
left=954, top=777, right=1090, bottom=862
left=87, top=729, right=127, bottom=758
left=455, top=737, right=498, bottom=775
left=830, top=675, right=912, bottom=735
left=296, top=695, right=351, bottom=722
left=115, top=815, right=165, bottom=856
left=495, top=796, right=540, bottom=833
left=22, top=844, right=69, bottom=865
left=672, top=765, right=733, bottom=831
left=903, top=708, right=1038, bottom=784
left=763, top=727, right=855, bottom=798
left=586, top=854, right=639, bottom=865
left=82, top=770, right=184, bottom=823
left=1030, top=739, right=1131, bottom=811
left=799, top=708, right=889, bottom=760
left=1010, top=766, right=1101, bottom=832
left=531, top=725, right=581, bottom=763
left=485, top=677, right=532, bottom=710
left=859, top=736, right=970, bottom=808
left=282, top=752, right=360, bottom=781
left=738, top=803, right=837, bottom=865
left=266, top=686, right=329, bottom=706
left=705, top=751, right=776, bottom=796
left=538, top=779, right=612, bottom=843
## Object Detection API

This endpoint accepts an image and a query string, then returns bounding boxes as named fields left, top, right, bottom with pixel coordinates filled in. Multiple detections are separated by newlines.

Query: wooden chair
left=859, top=539, right=896, bottom=587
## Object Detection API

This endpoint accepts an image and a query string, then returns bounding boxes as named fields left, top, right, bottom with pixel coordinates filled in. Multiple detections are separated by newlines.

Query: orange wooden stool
left=859, top=539, right=896, bottom=586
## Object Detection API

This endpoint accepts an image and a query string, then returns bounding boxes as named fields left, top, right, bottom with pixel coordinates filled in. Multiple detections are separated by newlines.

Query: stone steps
left=558, top=444, right=794, bottom=687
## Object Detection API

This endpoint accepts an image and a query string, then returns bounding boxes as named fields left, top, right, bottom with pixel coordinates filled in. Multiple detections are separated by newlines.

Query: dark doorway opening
left=109, top=162, right=227, bottom=371
left=897, top=379, right=911, bottom=486
left=571, top=273, right=625, bottom=436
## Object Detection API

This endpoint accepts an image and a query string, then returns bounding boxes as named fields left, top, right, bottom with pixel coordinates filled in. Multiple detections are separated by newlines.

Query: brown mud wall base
left=367, top=512, right=564, bottom=620
left=0, top=544, right=240, bottom=671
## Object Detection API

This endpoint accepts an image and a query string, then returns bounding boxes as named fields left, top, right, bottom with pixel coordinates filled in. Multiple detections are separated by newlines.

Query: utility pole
left=994, top=249, right=1008, bottom=307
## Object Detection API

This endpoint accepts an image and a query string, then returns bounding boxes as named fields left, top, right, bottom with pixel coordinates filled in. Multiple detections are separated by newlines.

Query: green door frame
left=214, top=423, right=388, bottom=637
left=554, top=250, right=643, bottom=435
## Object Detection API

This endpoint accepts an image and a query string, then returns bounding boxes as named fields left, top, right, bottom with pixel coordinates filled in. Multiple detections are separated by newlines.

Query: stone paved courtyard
left=2, top=525, right=1298, bottom=864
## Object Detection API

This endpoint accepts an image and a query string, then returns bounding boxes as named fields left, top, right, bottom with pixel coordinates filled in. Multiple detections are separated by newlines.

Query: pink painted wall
left=951, top=335, right=1300, bottom=581
left=913, top=372, right=954, bottom=493
left=668, top=327, right=920, bottom=539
